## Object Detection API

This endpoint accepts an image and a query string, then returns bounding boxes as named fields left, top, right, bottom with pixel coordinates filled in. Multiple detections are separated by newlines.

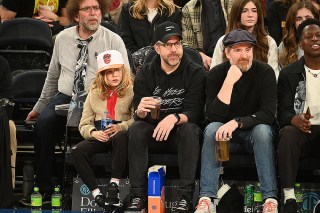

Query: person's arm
left=34, top=6, right=69, bottom=27
left=32, top=35, right=62, bottom=114
left=132, top=65, right=154, bottom=120
left=117, top=87, right=135, bottom=131
left=179, top=64, right=206, bottom=123
left=117, top=4, right=139, bottom=53
left=0, top=5, right=17, bottom=21
left=79, top=91, right=97, bottom=139
left=210, top=36, right=224, bottom=69
left=277, top=67, right=296, bottom=128
left=206, top=64, right=242, bottom=121
left=267, top=36, right=279, bottom=80
left=240, top=65, right=277, bottom=129
left=181, top=3, right=212, bottom=70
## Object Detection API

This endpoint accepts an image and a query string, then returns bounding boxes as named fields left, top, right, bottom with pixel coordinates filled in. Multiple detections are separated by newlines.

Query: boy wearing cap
left=277, top=19, right=320, bottom=213
left=71, top=50, right=134, bottom=211
left=196, top=29, right=278, bottom=213
left=126, top=21, right=206, bottom=213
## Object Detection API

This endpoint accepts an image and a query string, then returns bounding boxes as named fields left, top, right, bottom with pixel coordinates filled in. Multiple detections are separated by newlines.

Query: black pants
left=128, top=120, right=201, bottom=200
left=71, top=131, right=128, bottom=191
left=277, top=125, right=320, bottom=188
left=34, top=93, right=71, bottom=191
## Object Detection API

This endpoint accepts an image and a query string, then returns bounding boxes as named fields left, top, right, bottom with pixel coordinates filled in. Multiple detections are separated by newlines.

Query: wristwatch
left=173, top=113, right=181, bottom=124
left=235, top=117, right=242, bottom=128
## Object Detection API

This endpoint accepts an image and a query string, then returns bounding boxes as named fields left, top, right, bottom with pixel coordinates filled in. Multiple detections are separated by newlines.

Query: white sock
left=110, top=178, right=120, bottom=186
left=92, top=188, right=102, bottom=198
left=265, top=198, right=278, bottom=205
left=283, top=188, right=296, bottom=203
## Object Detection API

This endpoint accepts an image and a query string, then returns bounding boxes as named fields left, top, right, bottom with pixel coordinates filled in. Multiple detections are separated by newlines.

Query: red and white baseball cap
left=97, top=50, right=124, bottom=73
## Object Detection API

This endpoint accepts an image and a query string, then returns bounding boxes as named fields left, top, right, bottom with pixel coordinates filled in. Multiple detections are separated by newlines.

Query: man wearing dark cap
left=126, top=21, right=206, bottom=213
left=195, top=29, right=278, bottom=213
left=277, top=19, right=320, bottom=213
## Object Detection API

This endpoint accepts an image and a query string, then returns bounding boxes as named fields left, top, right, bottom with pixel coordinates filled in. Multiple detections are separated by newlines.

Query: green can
left=244, top=184, right=255, bottom=206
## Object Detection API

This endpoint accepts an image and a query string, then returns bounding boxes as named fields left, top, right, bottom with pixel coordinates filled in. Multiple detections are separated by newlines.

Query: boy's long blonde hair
left=91, top=66, right=132, bottom=100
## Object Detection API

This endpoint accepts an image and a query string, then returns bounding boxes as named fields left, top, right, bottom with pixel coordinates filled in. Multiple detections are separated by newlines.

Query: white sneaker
left=263, top=198, right=278, bottom=213
left=194, top=197, right=216, bottom=213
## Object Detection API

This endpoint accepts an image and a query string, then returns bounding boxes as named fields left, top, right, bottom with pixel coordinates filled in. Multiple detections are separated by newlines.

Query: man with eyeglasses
left=25, top=0, right=130, bottom=205
left=126, top=21, right=206, bottom=213
left=277, top=19, right=320, bottom=213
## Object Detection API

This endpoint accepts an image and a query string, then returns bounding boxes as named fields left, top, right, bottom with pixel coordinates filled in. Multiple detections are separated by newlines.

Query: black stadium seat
left=0, top=18, right=53, bottom=72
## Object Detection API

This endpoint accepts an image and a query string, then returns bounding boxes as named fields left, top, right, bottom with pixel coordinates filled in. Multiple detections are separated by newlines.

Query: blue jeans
left=200, top=122, right=278, bottom=200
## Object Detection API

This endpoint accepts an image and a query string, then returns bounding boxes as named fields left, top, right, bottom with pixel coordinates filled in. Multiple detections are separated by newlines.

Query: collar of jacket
left=290, top=57, right=306, bottom=74
left=190, top=0, right=201, bottom=8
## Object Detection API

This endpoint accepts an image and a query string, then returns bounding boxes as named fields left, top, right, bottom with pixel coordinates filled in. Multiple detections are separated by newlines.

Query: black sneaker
left=283, top=199, right=298, bottom=213
left=95, top=194, right=108, bottom=209
left=106, top=182, right=122, bottom=207
left=125, top=196, right=147, bottom=213
left=172, top=198, right=192, bottom=213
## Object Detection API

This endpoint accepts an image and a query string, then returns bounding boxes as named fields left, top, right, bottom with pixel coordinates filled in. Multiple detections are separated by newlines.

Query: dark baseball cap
left=154, top=21, right=182, bottom=43
left=223, top=29, right=256, bottom=47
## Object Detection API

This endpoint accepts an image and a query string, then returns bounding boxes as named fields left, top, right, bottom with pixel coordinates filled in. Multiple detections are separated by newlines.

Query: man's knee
left=177, top=122, right=201, bottom=135
left=203, top=122, right=223, bottom=141
left=128, top=120, right=152, bottom=136
left=278, top=125, right=300, bottom=149
left=252, top=124, right=274, bottom=141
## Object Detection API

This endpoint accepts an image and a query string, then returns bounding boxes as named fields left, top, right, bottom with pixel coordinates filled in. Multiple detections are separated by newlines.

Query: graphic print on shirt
left=294, top=80, right=306, bottom=115
left=152, top=86, right=185, bottom=113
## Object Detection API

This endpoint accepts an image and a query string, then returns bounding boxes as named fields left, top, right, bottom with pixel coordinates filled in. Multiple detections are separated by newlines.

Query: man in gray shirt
left=26, top=0, right=130, bottom=196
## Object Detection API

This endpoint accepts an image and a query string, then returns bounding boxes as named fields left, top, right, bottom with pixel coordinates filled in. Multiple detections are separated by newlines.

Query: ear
left=224, top=48, right=230, bottom=59
left=298, top=40, right=303, bottom=50
left=154, top=44, right=160, bottom=54
left=74, top=14, right=80, bottom=23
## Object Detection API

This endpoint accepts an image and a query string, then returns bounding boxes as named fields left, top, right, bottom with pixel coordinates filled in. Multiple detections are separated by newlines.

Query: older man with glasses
left=25, top=0, right=130, bottom=204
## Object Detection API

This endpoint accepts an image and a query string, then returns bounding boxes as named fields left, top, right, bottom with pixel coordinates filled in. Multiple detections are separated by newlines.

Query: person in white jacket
left=210, top=0, right=279, bottom=79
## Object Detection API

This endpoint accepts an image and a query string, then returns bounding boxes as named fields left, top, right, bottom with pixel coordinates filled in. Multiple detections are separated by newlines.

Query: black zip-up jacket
left=206, top=60, right=277, bottom=129
left=133, top=53, right=206, bottom=125
left=277, top=57, right=306, bottom=128
left=118, top=3, right=182, bottom=53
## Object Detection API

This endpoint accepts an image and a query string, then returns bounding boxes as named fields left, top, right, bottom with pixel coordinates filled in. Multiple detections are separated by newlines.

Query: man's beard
left=81, top=19, right=100, bottom=33
left=163, top=54, right=181, bottom=67
left=237, top=59, right=252, bottom=72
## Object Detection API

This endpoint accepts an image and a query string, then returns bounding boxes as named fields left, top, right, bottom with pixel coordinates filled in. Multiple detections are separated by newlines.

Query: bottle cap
left=295, top=183, right=301, bottom=187
left=34, top=187, right=39, bottom=192
left=54, top=187, right=60, bottom=192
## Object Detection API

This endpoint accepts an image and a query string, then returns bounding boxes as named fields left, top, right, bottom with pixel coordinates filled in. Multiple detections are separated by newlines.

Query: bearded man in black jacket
left=126, top=21, right=206, bottom=213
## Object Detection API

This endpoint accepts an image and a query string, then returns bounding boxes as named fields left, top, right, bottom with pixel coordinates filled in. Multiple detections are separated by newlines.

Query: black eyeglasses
left=79, top=5, right=100, bottom=12
left=157, top=41, right=183, bottom=50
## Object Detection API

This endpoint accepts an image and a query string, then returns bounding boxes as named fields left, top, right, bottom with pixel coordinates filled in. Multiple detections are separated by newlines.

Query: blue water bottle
left=101, top=110, right=112, bottom=130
